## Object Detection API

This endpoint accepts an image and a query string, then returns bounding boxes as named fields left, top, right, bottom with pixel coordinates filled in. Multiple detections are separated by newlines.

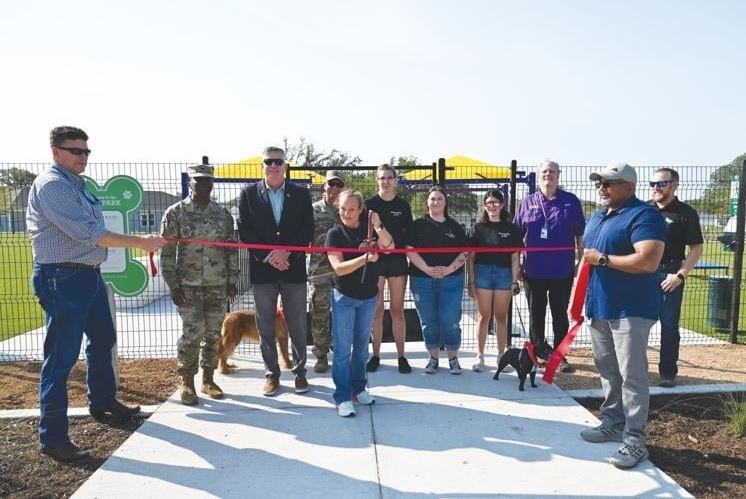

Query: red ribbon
left=147, top=237, right=577, bottom=277
left=542, top=259, right=590, bottom=384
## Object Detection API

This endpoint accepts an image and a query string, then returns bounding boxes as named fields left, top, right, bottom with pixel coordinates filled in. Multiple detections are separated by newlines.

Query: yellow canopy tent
left=213, top=155, right=324, bottom=183
left=397, top=155, right=510, bottom=182
left=444, top=155, right=511, bottom=181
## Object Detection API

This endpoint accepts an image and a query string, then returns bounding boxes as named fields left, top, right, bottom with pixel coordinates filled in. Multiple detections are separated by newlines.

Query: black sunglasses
left=263, top=158, right=285, bottom=166
left=649, top=180, right=671, bottom=189
left=327, top=179, right=344, bottom=188
left=55, top=146, right=92, bottom=156
left=594, top=180, right=626, bottom=189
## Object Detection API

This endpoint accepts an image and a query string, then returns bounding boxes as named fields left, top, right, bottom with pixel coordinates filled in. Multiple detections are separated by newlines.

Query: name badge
left=540, top=226, right=548, bottom=239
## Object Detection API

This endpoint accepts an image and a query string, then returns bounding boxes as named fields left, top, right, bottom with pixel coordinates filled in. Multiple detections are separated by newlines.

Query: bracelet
left=676, top=272, right=686, bottom=281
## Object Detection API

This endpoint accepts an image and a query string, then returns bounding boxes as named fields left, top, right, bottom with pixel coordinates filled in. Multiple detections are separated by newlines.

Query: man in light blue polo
left=580, top=162, right=666, bottom=470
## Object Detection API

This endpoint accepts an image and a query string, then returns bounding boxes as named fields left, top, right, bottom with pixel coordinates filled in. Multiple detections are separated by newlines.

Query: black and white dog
left=493, top=341, right=554, bottom=391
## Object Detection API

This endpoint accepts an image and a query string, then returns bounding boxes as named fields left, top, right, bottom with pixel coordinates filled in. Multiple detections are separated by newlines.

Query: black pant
left=524, top=276, right=573, bottom=348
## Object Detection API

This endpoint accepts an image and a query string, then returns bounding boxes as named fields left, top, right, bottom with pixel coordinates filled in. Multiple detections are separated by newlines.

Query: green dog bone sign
left=84, top=175, right=148, bottom=297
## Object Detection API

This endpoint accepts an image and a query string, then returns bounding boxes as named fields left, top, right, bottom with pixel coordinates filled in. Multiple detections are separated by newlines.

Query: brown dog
left=217, top=310, right=292, bottom=374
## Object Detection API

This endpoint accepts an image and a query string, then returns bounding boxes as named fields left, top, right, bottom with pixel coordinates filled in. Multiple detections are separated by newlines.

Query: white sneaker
left=472, top=354, right=485, bottom=372
left=337, top=401, right=356, bottom=417
left=424, top=357, right=439, bottom=374
left=354, top=390, right=375, bottom=405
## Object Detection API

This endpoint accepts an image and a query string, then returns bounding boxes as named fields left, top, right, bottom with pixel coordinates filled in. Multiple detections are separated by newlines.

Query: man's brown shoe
left=263, top=375, right=280, bottom=397
left=294, top=375, right=310, bottom=394
left=89, top=400, right=141, bottom=419
left=41, top=441, right=89, bottom=461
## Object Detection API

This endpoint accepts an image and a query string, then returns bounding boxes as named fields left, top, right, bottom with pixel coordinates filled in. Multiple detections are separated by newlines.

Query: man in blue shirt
left=26, top=126, right=166, bottom=461
left=580, top=162, right=666, bottom=470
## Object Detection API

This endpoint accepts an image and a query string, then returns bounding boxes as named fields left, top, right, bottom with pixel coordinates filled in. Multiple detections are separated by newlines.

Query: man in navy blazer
left=237, top=146, right=314, bottom=396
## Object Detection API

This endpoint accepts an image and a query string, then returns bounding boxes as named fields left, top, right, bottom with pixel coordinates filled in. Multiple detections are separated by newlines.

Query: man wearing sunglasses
left=237, top=146, right=314, bottom=396
left=26, top=126, right=167, bottom=461
left=581, top=163, right=667, bottom=469
left=647, top=168, right=703, bottom=388
left=308, top=170, right=346, bottom=373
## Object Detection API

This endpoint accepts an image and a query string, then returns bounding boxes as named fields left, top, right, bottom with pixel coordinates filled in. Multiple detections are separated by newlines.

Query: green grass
left=680, top=241, right=746, bottom=339
left=1, top=233, right=744, bottom=342
left=722, top=393, right=746, bottom=437
left=0, top=233, right=44, bottom=340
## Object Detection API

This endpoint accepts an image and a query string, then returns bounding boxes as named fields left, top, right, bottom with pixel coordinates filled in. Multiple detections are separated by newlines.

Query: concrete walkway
left=71, top=345, right=692, bottom=498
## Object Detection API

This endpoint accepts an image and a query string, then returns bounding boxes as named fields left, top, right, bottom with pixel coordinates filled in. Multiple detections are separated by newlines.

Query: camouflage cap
left=325, top=170, right=345, bottom=182
left=188, top=164, right=214, bottom=179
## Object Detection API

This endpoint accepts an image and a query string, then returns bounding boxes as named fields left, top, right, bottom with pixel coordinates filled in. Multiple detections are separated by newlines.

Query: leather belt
left=56, top=262, right=101, bottom=270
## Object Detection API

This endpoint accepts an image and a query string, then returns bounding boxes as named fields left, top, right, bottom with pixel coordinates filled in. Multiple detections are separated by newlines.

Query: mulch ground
left=0, top=354, right=744, bottom=498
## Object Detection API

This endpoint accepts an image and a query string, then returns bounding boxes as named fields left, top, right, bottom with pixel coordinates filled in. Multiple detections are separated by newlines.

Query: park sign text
left=83, top=175, right=149, bottom=297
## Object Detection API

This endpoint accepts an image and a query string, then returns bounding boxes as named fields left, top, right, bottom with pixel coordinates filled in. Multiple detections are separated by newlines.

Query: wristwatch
left=598, top=254, right=609, bottom=267
left=676, top=272, right=686, bottom=281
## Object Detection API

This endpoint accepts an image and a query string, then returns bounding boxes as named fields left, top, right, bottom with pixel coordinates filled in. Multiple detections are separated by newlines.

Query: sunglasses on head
left=263, top=158, right=285, bottom=166
left=327, top=179, right=344, bottom=188
left=649, top=180, right=671, bottom=189
left=55, top=146, right=91, bottom=156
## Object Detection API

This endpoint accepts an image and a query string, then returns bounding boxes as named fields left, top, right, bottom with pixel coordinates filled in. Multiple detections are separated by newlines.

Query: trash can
left=707, top=276, right=733, bottom=329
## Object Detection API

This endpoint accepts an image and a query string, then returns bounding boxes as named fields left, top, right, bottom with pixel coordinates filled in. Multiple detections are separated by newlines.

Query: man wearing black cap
left=309, top=170, right=345, bottom=373
left=580, top=162, right=667, bottom=470
left=160, top=163, right=239, bottom=405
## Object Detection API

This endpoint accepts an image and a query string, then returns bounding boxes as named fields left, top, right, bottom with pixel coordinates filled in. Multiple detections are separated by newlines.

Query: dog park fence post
left=106, top=282, right=120, bottom=388
left=729, top=159, right=746, bottom=344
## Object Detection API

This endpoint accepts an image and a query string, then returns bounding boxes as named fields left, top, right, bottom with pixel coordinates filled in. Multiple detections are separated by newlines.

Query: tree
left=688, top=153, right=745, bottom=217
left=0, top=168, right=36, bottom=189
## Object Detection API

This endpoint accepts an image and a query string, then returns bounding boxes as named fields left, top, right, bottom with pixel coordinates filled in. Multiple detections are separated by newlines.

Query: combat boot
left=314, top=354, right=329, bottom=373
left=201, top=368, right=224, bottom=399
left=181, top=374, right=198, bottom=406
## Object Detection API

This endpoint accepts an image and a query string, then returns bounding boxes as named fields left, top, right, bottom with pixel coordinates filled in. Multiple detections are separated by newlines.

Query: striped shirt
left=26, top=164, right=109, bottom=265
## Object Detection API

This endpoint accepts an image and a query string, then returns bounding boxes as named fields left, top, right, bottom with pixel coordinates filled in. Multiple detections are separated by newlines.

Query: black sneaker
left=559, top=358, right=573, bottom=373
left=366, top=355, right=380, bottom=372
left=398, top=356, right=412, bottom=374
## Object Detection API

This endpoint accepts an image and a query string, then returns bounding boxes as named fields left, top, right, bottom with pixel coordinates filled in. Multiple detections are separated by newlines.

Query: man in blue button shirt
left=26, top=126, right=166, bottom=461
left=580, top=162, right=666, bottom=470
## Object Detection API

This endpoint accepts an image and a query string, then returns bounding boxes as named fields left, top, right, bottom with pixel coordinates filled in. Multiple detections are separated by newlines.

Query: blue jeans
left=658, top=282, right=684, bottom=378
left=32, top=263, right=117, bottom=448
left=474, top=264, right=513, bottom=291
left=410, top=274, right=464, bottom=352
left=331, top=289, right=377, bottom=404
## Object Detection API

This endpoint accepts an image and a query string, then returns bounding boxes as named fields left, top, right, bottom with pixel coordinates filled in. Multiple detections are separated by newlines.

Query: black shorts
left=377, top=254, right=408, bottom=278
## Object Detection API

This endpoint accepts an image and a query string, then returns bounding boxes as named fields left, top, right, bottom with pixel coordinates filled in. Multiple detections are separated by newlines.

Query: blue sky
left=1, top=0, right=744, bottom=166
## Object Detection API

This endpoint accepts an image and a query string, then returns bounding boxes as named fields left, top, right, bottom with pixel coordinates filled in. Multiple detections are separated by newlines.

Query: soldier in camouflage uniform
left=308, top=170, right=345, bottom=373
left=160, top=164, right=239, bottom=405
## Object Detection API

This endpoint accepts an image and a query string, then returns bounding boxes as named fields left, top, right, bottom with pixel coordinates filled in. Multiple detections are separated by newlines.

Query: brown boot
left=181, top=374, right=198, bottom=405
left=314, top=355, right=329, bottom=373
left=201, top=368, right=224, bottom=399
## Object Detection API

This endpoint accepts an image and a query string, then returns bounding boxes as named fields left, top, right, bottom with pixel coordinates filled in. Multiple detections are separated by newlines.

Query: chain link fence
left=0, top=160, right=742, bottom=361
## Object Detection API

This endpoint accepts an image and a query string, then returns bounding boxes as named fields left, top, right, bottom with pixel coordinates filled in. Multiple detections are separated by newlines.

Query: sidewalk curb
left=566, top=382, right=746, bottom=399
left=0, top=404, right=162, bottom=420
